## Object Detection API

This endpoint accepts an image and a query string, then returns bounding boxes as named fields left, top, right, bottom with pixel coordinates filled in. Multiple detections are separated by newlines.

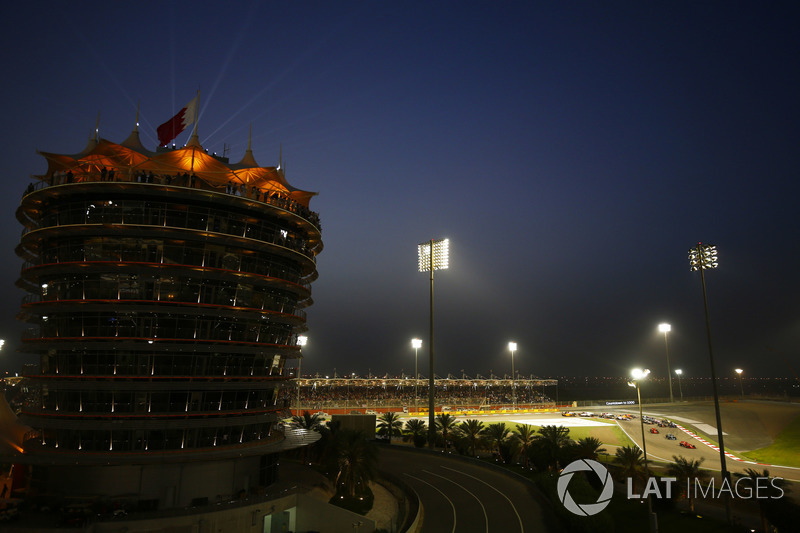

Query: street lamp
left=508, top=342, right=517, bottom=411
left=628, top=368, right=657, bottom=533
left=296, top=335, right=308, bottom=415
left=658, top=323, right=673, bottom=402
left=689, top=242, right=731, bottom=525
left=674, top=369, right=684, bottom=401
left=735, top=368, right=744, bottom=399
left=411, top=338, right=422, bottom=409
left=418, top=238, right=449, bottom=448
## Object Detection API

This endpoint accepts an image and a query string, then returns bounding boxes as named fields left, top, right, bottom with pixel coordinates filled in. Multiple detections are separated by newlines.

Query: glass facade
left=16, top=139, right=322, bottom=460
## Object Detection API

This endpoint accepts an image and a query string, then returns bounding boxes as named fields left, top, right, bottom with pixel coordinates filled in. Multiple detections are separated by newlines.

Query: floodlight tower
left=735, top=368, right=744, bottom=399
left=658, top=323, right=673, bottom=402
left=508, top=342, right=517, bottom=410
left=418, top=238, right=449, bottom=448
left=628, top=368, right=657, bottom=533
left=411, top=338, right=422, bottom=408
left=296, top=335, right=308, bottom=415
left=689, top=242, right=730, bottom=525
left=674, top=369, right=684, bottom=401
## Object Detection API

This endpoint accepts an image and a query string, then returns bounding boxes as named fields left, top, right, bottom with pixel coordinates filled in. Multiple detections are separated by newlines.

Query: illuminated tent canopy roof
left=35, top=130, right=317, bottom=208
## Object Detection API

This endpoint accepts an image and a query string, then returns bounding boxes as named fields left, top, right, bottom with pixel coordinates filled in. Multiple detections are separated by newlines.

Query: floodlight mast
left=296, top=335, right=307, bottom=415
left=418, top=238, right=449, bottom=448
left=508, top=342, right=517, bottom=410
left=689, top=242, right=731, bottom=525
left=628, top=369, right=657, bottom=533
left=411, top=338, right=422, bottom=408
left=658, top=323, right=673, bottom=402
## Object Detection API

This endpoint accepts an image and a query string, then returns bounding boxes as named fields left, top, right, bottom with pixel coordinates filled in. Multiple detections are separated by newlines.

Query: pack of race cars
left=561, top=411, right=698, bottom=449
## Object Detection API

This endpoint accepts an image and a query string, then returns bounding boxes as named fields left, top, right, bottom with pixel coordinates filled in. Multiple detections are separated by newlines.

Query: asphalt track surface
left=379, top=446, right=553, bottom=533
left=610, top=404, right=800, bottom=483
left=397, top=401, right=800, bottom=483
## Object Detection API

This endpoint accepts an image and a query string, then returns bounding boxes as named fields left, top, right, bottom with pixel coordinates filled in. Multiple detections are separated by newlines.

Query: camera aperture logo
left=557, top=459, right=614, bottom=516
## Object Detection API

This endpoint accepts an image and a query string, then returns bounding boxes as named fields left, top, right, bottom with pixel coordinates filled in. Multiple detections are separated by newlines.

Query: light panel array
left=418, top=238, right=450, bottom=272
left=689, top=243, right=718, bottom=271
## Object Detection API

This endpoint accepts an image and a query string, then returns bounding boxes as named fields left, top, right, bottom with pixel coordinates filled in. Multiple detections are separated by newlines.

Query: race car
left=680, top=441, right=696, bottom=449
left=665, top=433, right=677, bottom=440
left=650, top=428, right=659, bottom=434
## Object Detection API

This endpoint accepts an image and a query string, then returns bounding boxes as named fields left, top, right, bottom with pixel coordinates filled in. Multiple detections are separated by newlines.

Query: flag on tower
left=156, top=95, right=198, bottom=146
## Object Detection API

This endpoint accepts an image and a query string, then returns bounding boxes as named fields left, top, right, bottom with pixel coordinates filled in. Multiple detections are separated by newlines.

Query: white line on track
left=614, top=420, right=674, bottom=463
left=423, top=469, right=489, bottom=533
left=440, top=465, right=524, bottom=533
left=405, top=473, right=457, bottom=533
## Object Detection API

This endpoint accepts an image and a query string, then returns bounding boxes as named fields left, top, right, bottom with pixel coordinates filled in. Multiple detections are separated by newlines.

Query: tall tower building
left=13, top=123, right=322, bottom=508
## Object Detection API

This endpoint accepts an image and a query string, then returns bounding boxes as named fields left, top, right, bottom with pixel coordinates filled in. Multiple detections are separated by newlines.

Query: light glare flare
left=418, top=238, right=450, bottom=271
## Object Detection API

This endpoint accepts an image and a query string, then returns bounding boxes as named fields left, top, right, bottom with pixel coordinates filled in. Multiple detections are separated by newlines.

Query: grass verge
left=517, top=422, right=635, bottom=448
left=741, top=414, right=800, bottom=468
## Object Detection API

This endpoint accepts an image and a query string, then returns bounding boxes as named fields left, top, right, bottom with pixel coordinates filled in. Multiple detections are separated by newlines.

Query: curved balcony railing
left=26, top=402, right=280, bottom=418
left=23, top=312, right=295, bottom=345
left=20, top=200, right=317, bottom=263
left=25, top=420, right=278, bottom=452
left=19, top=241, right=313, bottom=291
left=22, top=283, right=307, bottom=322
left=26, top=351, right=290, bottom=378
left=24, top=171, right=321, bottom=230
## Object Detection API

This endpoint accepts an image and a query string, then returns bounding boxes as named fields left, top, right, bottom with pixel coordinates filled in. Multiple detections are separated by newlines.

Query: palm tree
left=667, top=456, right=707, bottom=512
left=435, top=413, right=458, bottom=449
left=292, top=411, right=323, bottom=431
left=458, top=419, right=485, bottom=457
left=571, top=436, right=607, bottom=461
left=484, top=423, right=511, bottom=456
left=376, top=412, right=403, bottom=443
left=332, top=429, right=378, bottom=499
left=734, top=468, right=787, bottom=533
left=403, top=419, right=427, bottom=447
left=532, top=425, right=572, bottom=470
left=514, top=424, right=536, bottom=468
left=615, top=445, right=645, bottom=494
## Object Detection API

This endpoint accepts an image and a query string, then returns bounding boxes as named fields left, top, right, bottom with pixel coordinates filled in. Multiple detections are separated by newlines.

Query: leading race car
left=680, top=441, right=696, bottom=449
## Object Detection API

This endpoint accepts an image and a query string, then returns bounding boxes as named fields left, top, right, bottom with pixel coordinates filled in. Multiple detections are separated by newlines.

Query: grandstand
left=283, top=373, right=558, bottom=414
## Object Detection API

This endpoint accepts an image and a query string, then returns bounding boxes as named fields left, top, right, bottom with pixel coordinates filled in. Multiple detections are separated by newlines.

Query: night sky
left=0, top=2, right=798, bottom=380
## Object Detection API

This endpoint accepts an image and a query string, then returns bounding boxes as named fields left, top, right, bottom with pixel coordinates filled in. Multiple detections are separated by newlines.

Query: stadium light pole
left=508, top=342, right=517, bottom=411
left=296, top=335, right=307, bottom=415
left=735, top=368, right=744, bottom=399
left=658, top=323, right=673, bottom=402
left=418, top=238, right=449, bottom=448
left=412, top=338, right=422, bottom=409
left=628, top=368, right=657, bottom=533
left=689, top=242, right=731, bottom=525
left=674, top=369, right=684, bottom=401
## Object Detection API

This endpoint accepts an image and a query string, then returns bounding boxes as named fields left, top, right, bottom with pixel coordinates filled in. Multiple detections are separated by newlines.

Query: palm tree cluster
left=290, top=411, right=379, bottom=501
left=397, top=416, right=607, bottom=469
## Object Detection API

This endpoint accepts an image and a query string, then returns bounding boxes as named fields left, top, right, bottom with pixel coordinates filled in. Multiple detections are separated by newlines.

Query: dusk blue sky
left=1, top=2, right=798, bottom=379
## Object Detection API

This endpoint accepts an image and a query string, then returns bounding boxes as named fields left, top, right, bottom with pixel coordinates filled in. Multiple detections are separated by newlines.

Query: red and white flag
left=157, top=95, right=198, bottom=146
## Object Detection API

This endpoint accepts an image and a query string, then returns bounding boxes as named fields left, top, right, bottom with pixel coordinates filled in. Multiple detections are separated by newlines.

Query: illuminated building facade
left=14, top=124, right=322, bottom=507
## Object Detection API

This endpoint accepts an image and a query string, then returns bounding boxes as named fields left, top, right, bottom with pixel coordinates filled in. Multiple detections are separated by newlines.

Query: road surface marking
left=405, top=473, right=456, bottom=533
left=440, top=465, right=524, bottom=533
left=423, top=469, right=489, bottom=533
